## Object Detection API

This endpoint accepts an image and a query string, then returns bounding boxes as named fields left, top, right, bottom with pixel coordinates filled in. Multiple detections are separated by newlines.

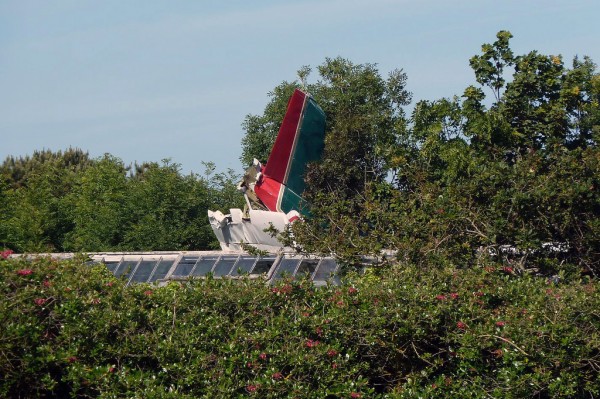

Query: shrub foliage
left=0, top=153, right=242, bottom=253
left=2, top=256, right=599, bottom=398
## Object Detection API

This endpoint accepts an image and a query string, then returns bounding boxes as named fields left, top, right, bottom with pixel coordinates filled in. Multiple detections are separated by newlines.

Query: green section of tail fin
left=284, top=96, right=326, bottom=198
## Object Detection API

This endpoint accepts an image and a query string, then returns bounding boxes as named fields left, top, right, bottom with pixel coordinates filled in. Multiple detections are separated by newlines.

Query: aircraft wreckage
left=208, top=88, right=325, bottom=253
left=15, top=89, right=344, bottom=286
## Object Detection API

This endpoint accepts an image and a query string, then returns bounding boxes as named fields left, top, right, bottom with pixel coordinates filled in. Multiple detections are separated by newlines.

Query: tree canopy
left=1, top=31, right=598, bottom=276
left=1, top=31, right=599, bottom=398
left=0, top=152, right=242, bottom=253
left=241, top=31, right=599, bottom=276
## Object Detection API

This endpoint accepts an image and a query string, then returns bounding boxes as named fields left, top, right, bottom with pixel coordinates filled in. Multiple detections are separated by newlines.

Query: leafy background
left=1, top=31, right=599, bottom=397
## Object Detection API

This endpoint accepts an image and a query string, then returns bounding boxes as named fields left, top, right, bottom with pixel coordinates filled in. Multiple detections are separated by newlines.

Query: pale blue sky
left=1, top=0, right=598, bottom=174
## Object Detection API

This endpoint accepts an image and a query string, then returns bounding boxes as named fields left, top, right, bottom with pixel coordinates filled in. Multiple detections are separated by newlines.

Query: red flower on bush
left=281, top=284, right=292, bottom=294
left=350, top=392, right=362, bottom=398
left=449, top=292, right=459, bottom=300
left=272, top=372, right=283, bottom=380
left=306, top=339, right=319, bottom=348
left=457, top=321, right=467, bottom=330
left=502, top=266, right=514, bottom=274
left=272, top=284, right=293, bottom=295
left=106, top=281, right=114, bottom=287
left=34, top=298, right=46, bottom=306
left=258, top=352, right=267, bottom=361
left=91, top=298, right=101, bottom=305
left=1, top=249, right=14, bottom=259
left=67, top=356, right=78, bottom=363
left=473, top=291, right=484, bottom=297
left=331, top=362, right=338, bottom=369
left=43, top=280, right=51, bottom=287
left=495, top=321, right=506, bottom=327
left=246, top=384, right=258, bottom=393
left=327, top=349, right=338, bottom=357
left=435, top=294, right=446, bottom=301
left=144, top=290, right=153, bottom=296
left=17, top=269, right=33, bottom=276
left=316, top=327, right=323, bottom=337
left=348, top=287, right=358, bottom=295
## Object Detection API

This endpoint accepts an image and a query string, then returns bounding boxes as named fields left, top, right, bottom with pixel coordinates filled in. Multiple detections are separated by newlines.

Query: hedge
left=1, top=255, right=599, bottom=398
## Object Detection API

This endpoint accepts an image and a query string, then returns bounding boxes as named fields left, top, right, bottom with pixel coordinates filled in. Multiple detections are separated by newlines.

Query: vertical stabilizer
left=254, top=89, right=326, bottom=215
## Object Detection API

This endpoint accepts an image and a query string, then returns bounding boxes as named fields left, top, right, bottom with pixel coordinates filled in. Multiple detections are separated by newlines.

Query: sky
left=1, top=0, right=599, bottom=175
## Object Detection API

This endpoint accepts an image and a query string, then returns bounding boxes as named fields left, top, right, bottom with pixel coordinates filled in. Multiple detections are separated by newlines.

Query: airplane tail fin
left=254, top=89, right=326, bottom=215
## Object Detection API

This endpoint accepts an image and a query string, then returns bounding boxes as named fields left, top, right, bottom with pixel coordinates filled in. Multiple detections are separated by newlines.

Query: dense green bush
left=0, top=153, right=242, bottom=253
left=2, top=255, right=599, bottom=398
left=258, top=32, right=599, bottom=276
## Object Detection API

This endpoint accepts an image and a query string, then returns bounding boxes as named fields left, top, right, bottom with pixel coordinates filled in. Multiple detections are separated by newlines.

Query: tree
left=241, top=58, right=411, bottom=198
left=242, top=34, right=599, bottom=275
left=306, top=58, right=411, bottom=198
left=123, top=160, right=219, bottom=251
left=0, top=149, right=233, bottom=253
left=0, top=148, right=92, bottom=189
left=201, top=161, right=244, bottom=213
left=469, top=30, right=514, bottom=102
left=239, top=58, right=412, bottom=261
left=0, top=151, right=85, bottom=252
left=64, top=154, right=129, bottom=252
left=400, top=31, right=600, bottom=273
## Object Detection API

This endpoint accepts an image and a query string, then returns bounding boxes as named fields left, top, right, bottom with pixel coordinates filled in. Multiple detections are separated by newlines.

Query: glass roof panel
left=229, top=256, right=257, bottom=276
left=116, top=260, right=139, bottom=280
left=104, top=261, right=120, bottom=273
left=213, top=256, right=239, bottom=277
left=272, top=258, right=301, bottom=280
left=149, top=259, right=175, bottom=282
left=296, top=259, right=319, bottom=277
left=191, top=255, right=220, bottom=276
left=313, top=258, right=338, bottom=282
left=251, top=257, right=276, bottom=275
left=331, top=273, right=341, bottom=285
left=171, top=256, right=199, bottom=277
left=129, top=260, right=159, bottom=284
